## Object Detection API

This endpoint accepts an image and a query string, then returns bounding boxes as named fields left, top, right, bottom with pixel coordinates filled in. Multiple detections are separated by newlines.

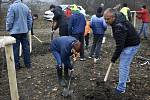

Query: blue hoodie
left=6, top=0, right=32, bottom=34
left=68, top=13, right=86, bottom=35
left=50, top=36, right=77, bottom=61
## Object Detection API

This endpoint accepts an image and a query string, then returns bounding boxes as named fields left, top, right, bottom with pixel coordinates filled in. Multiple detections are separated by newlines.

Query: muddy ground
left=0, top=20, right=150, bottom=100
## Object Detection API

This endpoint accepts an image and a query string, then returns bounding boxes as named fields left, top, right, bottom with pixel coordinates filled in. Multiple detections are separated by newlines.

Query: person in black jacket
left=50, top=4, right=68, bottom=36
left=103, top=8, right=140, bottom=94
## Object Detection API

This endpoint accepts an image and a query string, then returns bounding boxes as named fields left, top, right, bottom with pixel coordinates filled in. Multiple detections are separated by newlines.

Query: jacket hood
left=96, top=13, right=103, bottom=18
left=113, top=12, right=127, bottom=25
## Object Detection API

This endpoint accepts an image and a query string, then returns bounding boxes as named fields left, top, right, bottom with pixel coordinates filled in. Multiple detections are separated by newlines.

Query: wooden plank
left=5, top=44, right=19, bottom=100
left=0, top=36, right=19, bottom=100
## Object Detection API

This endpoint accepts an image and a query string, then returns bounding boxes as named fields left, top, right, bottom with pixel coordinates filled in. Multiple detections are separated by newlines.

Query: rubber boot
left=56, top=67, right=66, bottom=87
left=64, top=67, right=69, bottom=81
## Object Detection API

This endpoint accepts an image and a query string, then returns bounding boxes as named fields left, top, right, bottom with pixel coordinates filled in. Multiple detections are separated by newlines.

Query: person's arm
left=111, top=24, right=127, bottom=63
left=136, top=9, right=146, bottom=14
left=68, top=16, right=73, bottom=35
left=6, top=6, right=14, bottom=32
left=27, top=10, right=33, bottom=31
left=127, top=10, right=132, bottom=22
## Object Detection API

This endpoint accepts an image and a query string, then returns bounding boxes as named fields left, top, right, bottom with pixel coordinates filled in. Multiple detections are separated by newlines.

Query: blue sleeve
left=27, top=10, right=33, bottom=31
left=68, top=16, right=73, bottom=35
left=6, top=6, right=14, bottom=32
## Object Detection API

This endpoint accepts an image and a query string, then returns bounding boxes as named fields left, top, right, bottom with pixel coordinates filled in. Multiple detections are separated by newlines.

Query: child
left=84, top=16, right=91, bottom=49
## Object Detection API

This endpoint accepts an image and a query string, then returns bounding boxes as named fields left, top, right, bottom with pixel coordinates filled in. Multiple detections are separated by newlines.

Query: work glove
left=111, top=58, right=116, bottom=63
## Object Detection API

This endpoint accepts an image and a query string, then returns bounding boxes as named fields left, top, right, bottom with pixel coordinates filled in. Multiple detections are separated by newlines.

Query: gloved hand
left=51, top=30, right=55, bottom=33
left=111, top=58, right=116, bottom=63
left=71, top=49, right=80, bottom=61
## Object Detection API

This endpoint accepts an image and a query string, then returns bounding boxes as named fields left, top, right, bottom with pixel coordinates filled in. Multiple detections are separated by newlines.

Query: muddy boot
left=64, top=67, right=69, bottom=81
left=56, top=67, right=66, bottom=87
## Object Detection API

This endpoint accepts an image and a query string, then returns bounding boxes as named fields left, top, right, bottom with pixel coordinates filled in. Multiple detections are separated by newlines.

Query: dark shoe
left=115, top=88, right=125, bottom=94
left=25, top=64, right=31, bottom=69
left=15, top=67, right=21, bottom=71
left=15, top=65, right=21, bottom=71
left=58, top=79, right=66, bottom=87
left=80, top=58, right=86, bottom=61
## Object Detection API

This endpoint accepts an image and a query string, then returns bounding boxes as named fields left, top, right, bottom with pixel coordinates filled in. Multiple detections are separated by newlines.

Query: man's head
left=103, top=8, right=116, bottom=25
left=122, top=3, right=127, bottom=7
left=142, top=5, right=146, bottom=9
left=96, top=7, right=103, bottom=17
left=50, top=4, right=56, bottom=11
left=72, top=40, right=81, bottom=53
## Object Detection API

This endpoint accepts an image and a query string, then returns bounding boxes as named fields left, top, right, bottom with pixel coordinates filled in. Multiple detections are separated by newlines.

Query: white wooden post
left=0, top=36, right=19, bottom=100
left=29, top=30, right=32, bottom=53
left=19, top=31, right=32, bottom=56
left=19, top=43, right=22, bottom=56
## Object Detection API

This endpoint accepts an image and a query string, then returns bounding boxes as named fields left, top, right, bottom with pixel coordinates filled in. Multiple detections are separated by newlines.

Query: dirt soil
left=0, top=24, right=150, bottom=100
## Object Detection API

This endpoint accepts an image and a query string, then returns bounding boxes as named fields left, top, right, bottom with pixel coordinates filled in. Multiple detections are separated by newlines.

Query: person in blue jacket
left=6, top=0, right=32, bottom=70
left=68, top=4, right=86, bottom=61
left=50, top=36, right=81, bottom=86
left=89, top=7, right=107, bottom=63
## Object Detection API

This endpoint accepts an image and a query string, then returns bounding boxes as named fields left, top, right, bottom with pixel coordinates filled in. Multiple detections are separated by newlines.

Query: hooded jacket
left=111, top=12, right=140, bottom=63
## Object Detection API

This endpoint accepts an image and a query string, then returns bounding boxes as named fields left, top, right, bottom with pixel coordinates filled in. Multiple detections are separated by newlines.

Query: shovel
left=61, top=70, right=74, bottom=97
left=51, top=31, right=54, bottom=41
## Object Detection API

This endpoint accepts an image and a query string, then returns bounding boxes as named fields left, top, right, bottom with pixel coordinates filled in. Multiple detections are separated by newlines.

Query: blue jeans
left=89, top=34, right=104, bottom=58
left=11, top=33, right=31, bottom=68
left=51, top=51, right=72, bottom=69
left=117, top=45, right=140, bottom=92
left=138, top=22, right=149, bottom=38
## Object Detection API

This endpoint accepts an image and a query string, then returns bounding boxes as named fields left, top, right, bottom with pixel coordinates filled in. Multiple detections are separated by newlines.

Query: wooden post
left=5, top=45, right=19, bottom=100
left=0, top=36, right=19, bottom=100
left=29, top=31, right=32, bottom=53
left=19, top=43, right=22, bottom=56
left=19, top=31, right=32, bottom=56
left=133, top=12, right=136, bottom=28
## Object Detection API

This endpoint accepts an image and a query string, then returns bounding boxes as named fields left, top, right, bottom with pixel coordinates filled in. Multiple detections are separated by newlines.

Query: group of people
left=5, top=0, right=149, bottom=95
left=49, top=3, right=141, bottom=94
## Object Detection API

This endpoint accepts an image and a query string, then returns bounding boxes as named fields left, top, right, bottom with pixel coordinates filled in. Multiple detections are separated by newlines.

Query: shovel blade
left=61, top=88, right=73, bottom=97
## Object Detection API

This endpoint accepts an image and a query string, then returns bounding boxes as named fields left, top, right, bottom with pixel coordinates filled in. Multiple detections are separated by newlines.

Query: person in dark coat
left=68, top=5, right=86, bottom=61
left=50, top=36, right=81, bottom=86
left=104, top=8, right=140, bottom=94
left=50, top=4, right=68, bottom=36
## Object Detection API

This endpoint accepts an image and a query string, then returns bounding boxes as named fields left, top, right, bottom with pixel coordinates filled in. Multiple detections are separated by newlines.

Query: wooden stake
left=0, top=36, right=19, bottom=100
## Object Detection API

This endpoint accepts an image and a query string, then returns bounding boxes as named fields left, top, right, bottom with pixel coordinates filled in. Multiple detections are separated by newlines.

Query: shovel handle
left=33, top=35, right=43, bottom=43
left=51, top=31, right=54, bottom=41
left=104, top=63, right=113, bottom=82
